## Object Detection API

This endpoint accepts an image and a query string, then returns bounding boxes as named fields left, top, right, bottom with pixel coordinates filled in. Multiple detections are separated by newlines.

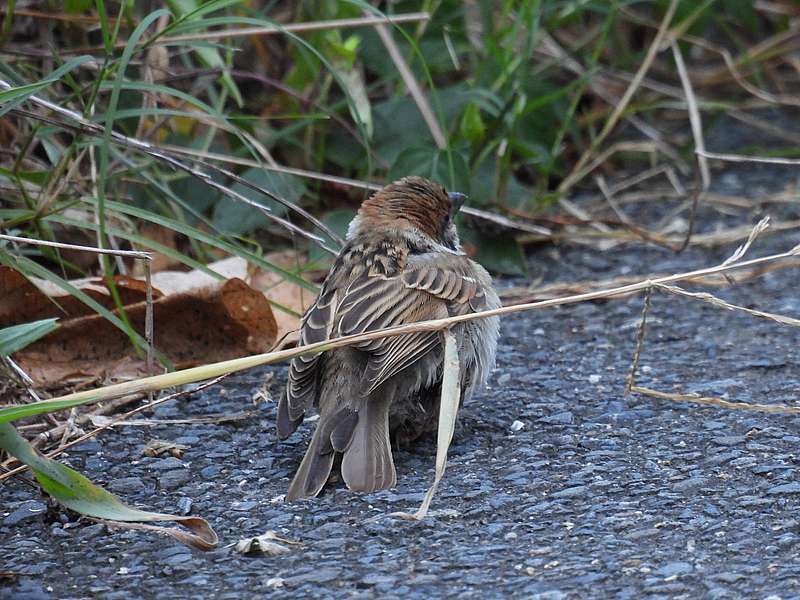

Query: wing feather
left=336, top=253, right=489, bottom=392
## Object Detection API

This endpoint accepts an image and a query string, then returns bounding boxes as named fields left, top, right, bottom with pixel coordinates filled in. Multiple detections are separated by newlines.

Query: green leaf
left=0, top=318, right=59, bottom=356
left=0, top=423, right=218, bottom=550
left=459, top=102, right=486, bottom=144
left=459, top=226, right=529, bottom=277
left=65, top=0, right=92, bottom=13
left=212, top=168, right=305, bottom=235
left=389, top=146, right=470, bottom=194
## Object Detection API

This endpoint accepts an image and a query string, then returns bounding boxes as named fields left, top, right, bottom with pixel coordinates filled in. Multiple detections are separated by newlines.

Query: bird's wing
left=278, top=285, right=337, bottom=438
left=336, top=252, right=490, bottom=393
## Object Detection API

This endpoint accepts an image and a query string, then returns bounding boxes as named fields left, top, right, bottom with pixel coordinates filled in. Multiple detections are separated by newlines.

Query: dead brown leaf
left=13, top=277, right=277, bottom=387
left=0, top=266, right=161, bottom=327
left=151, top=252, right=317, bottom=343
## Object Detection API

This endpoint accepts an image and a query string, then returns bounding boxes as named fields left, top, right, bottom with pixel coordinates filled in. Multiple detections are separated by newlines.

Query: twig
left=625, top=287, right=652, bottom=395
left=631, top=386, right=800, bottom=415
left=145, top=260, right=154, bottom=382
left=0, top=234, right=151, bottom=259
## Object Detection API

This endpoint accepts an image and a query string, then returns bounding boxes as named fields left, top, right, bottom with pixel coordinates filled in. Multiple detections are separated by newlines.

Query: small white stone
left=641, top=365, right=652, bottom=373
left=588, top=374, right=601, bottom=384
left=533, top=328, right=545, bottom=336
left=266, top=578, right=284, bottom=588
left=511, top=420, right=525, bottom=432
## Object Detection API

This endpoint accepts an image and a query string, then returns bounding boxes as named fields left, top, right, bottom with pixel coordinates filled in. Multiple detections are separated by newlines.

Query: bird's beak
left=448, top=192, right=467, bottom=217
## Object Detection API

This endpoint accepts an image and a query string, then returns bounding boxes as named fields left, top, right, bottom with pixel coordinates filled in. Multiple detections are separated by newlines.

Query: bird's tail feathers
left=285, top=407, right=357, bottom=501
left=340, top=398, right=396, bottom=493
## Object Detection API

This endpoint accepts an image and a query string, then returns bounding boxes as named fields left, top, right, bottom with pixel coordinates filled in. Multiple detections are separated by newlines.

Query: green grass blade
left=0, top=318, right=59, bottom=356
left=0, top=422, right=218, bottom=550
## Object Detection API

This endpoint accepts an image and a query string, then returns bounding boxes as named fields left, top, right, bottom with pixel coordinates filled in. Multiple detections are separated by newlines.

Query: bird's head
left=348, top=176, right=466, bottom=252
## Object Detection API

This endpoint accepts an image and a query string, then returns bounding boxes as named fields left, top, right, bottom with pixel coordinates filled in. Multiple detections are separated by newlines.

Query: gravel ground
left=3, top=163, right=800, bottom=599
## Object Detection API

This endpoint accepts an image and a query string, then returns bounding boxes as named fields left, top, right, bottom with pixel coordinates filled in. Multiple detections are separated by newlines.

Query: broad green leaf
left=0, top=423, right=217, bottom=550
left=389, top=146, right=470, bottom=194
left=212, top=168, right=305, bottom=235
left=332, top=64, right=372, bottom=139
left=459, top=226, right=529, bottom=277
left=0, top=318, right=59, bottom=356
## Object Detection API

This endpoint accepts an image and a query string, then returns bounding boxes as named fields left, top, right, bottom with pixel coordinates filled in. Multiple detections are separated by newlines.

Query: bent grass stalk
left=3, top=236, right=798, bottom=425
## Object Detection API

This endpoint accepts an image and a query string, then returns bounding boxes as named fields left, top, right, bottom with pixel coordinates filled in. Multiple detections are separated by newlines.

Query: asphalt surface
left=3, top=163, right=800, bottom=599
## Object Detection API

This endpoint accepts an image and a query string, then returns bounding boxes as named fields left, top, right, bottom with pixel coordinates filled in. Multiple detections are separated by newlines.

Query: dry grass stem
left=558, top=0, right=679, bottom=195
left=157, top=143, right=383, bottom=192
left=5, top=103, right=339, bottom=253
left=0, top=233, right=151, bottom=260
left=631, top=386, right=800, bottom=415
left=367, top=11, right=447, bottom=149
left=536, top=32, right=686, bottom=170
left=698, top=149, right=800, bottom=166
left=14, top=13, right=432, bottom=56
left=5, top=238, right=799, bottom=423
left=722, top=216, right=771, bottom=266
left=625, top=287, right=652, bottom=395
left=595, top=176, right=680, bottom=250
left=670, top=40, right=710, bottom=190
left=560, top=140, right=662, bottom=201
left=386, top=328, right=460, bottom=520
left=157, top=144, right=549, bottom=235
left=2, top=357, right=41, bottom=403
left=653, top=282, right=800, bottom=327
left=460, top=206, right=551, bottom=236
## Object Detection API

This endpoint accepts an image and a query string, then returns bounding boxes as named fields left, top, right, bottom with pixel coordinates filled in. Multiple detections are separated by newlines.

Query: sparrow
left=277, top=176, right=500, bottom=501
